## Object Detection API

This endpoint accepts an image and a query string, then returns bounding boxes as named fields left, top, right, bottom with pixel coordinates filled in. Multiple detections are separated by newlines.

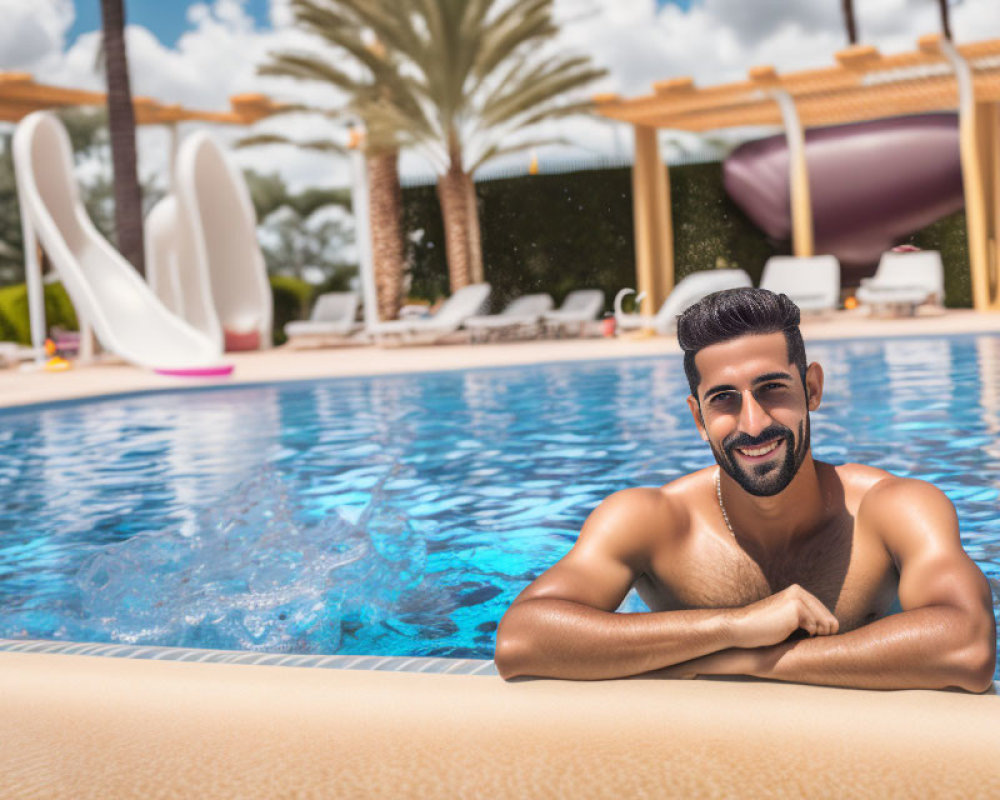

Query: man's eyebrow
left=753, top=371, right=794, bottom=384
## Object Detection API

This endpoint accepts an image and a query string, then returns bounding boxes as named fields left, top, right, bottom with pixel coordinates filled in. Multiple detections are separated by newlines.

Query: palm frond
left=235, top=133, right=347, bottom=155
left=467, top=135, right=570, bottom=174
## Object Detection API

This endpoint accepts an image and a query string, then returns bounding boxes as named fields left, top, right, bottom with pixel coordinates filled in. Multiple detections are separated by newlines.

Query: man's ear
left=687, top=395, right=708, bottom=441
left=805, top=362, right=824, bottom=411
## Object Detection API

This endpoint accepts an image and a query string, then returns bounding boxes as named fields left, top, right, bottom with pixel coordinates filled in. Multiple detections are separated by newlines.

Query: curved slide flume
left=13, top=111, right=232, bottom=375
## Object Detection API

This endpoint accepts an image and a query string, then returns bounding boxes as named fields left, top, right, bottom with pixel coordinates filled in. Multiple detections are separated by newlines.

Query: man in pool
left=494, top=288, right=996, bottom=691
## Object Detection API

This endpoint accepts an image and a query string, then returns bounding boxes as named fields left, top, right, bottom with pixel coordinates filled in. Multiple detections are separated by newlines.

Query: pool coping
left=0, top=637, right=498, bottom=675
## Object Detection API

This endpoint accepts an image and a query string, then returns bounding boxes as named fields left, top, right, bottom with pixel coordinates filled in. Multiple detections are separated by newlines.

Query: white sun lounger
left=367, top=283, right=491, bottom=344
left=615, top=269, right=752, bottom=334
left=760, top=255, right=841, bottom=313
left=542, top=289, right=605, bottom=337
left=463, top=293, right=554, bottom=342
left=284, top=292, right=361, bottom=346
left=12, top=111, right=228, bottom=374
left=856, top=250, right=945, bottom=315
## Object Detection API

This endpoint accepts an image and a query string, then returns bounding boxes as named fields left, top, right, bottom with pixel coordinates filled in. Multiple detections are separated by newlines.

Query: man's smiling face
left=687, top=332, right=822, bottom=497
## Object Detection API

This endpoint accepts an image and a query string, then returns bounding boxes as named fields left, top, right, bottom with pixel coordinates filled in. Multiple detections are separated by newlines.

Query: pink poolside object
left=153, top=365, right=235, bottom=378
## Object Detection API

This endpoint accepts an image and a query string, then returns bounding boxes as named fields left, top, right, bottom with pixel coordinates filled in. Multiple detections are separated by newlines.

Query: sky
left=3, top=0, right=1000, bottom=193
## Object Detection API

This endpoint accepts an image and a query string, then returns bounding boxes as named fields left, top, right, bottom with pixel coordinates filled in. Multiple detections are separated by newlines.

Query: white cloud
left=5, top=0, right=1000, bottom=192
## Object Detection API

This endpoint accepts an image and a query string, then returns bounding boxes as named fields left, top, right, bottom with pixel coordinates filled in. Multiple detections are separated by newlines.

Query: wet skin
left=495, top=332, right=997, bottom=691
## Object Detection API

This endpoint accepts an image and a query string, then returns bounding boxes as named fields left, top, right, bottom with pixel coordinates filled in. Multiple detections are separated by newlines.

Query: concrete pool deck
left=2, top=308, right=1000, bottom=410
left=2, top=308, right=1000, bottom=797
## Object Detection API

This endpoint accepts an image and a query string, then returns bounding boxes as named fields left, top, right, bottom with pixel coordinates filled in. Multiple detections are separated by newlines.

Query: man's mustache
left=723, top=425, right=792, bottom=452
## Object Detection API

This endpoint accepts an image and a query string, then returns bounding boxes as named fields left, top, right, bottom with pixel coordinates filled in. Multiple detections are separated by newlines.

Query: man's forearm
left=727, top=606, right=995, bottom=692
left=495, top=598, right=738, bottom=680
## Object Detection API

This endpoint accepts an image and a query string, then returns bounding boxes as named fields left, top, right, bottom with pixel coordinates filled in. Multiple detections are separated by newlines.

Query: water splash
left=74, top=465, right=428, bottom=653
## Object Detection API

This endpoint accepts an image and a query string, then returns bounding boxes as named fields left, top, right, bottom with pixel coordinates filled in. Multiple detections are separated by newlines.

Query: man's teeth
left=738, top=440, right=780, bottom=457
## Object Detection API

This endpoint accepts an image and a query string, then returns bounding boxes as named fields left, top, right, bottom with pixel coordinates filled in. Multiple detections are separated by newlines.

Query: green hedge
left=402, top=162, right=972, bottom=311
left=0, top=277, right=313, bottom=347
left=0, top=282, right=78, bottom=344
left=904, top=210, right=970, bottom=308
left=403, top=162, right=778, bottom=313
left=269, top=274, right=314, bottom=345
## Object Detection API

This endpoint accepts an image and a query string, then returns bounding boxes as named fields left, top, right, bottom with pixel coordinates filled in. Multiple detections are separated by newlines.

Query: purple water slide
left=723, top=114, right=964, bottom=282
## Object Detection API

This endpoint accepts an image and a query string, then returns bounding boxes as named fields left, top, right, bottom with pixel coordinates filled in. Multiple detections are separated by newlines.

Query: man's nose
left=738, top=390, right=772, bottom=437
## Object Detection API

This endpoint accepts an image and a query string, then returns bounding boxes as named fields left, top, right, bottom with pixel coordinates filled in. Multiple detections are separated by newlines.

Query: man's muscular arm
left=673, top=479, right=997, bottom=692
left=494, top=488, right=838, bottom=680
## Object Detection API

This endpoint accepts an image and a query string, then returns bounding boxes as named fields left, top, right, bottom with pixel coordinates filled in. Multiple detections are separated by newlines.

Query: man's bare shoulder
left=839, top=464, right=959, bottom=552
left=580, top=471, right=708, bottom=556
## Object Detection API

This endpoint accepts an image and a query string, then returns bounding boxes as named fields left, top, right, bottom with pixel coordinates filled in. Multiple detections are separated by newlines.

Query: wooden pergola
left=596, top=34, right=1000, bottom=312
left=0, top=71, right=285, bottom=126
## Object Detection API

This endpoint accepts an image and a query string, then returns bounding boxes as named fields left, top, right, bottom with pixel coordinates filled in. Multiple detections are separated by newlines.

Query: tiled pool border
left=0, top=638, right=498, bottom=675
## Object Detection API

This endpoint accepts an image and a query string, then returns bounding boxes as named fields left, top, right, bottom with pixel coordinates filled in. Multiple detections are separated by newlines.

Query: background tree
left=245, top=0, right=414, bottom=320
left=356, top=0, right=607, bottom=291
left=841, top=0, right=859, bottom=45
left=938, top=0, right=955, bottom=40
left=100, top=0, right=146, bottom=274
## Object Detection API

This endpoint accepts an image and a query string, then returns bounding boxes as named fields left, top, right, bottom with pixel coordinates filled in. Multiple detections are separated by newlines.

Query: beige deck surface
left=1, top=651, right=998, bottom=799
left=2, top=310, right=1000, bottom=797
left=2, top=309, right=999, bottom=410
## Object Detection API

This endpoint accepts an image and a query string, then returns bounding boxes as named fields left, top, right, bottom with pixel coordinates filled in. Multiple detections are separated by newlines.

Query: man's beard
left=709, top=416, right=810, bottom=497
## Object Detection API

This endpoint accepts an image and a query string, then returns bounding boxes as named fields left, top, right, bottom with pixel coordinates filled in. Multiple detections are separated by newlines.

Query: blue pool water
left=1, top=335, right=999, bottom=678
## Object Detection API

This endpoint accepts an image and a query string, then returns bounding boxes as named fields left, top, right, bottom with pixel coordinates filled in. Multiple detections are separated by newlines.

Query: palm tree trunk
left=938, top=0, right=953, bottom=40
left=100, top=0, right=145, bottom=275
left=436, top=137, right=472, bottom=292
left=367, top=149, right=405, bottom=320
left=463, top=173, right=484, bottom=284
left=841, top=0, right=858, bottom=45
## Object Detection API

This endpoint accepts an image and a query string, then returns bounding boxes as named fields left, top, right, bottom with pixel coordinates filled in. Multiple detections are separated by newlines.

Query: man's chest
left=637, top=517, right=899, bottom=632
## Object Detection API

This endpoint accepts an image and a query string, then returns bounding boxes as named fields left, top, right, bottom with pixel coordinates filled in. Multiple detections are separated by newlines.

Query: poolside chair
left=463, top=293, right=554, bottom=342
left=284, top=293, right=362, bottom=347
left=760, top=255, right=841, bottom=314
left=367, top=283, right=492, bottom=344
left=615, top=269, right=752, bottom=334
left=856, top=250, right=945, bottom=315
left=542, top=289, right=605, bottom=337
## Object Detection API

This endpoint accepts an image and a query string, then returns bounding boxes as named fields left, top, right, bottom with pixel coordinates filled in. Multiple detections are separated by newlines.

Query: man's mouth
left=734, top=438, right=783, bottom=460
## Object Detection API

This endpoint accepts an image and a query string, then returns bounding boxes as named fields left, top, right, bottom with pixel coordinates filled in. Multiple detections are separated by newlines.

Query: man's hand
left=729, top=584, right=839, bottom=649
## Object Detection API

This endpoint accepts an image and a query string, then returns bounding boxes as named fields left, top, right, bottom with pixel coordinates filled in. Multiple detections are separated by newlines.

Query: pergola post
left=631, top=124, right=673, bottom=315
left=939, top=38, right=996, bottom=310
left=980, top=101, right=1000, bottom=309
left=770, top=88, right=814, bottom=258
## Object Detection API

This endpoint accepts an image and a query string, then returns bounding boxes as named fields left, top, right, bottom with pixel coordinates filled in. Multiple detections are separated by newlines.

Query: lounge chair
left=284, top=292, right=361, bottom=346
left=367, top=283, right=491, bottom=344
left=760, top=255, right=840, bottom=313
left=856, top=250, right=945, bottom=315
left=542, top=290, right=605, bottom=337
left=463, top=293, right=554, bottom=342
left=615, top=269, right=752, bottom=334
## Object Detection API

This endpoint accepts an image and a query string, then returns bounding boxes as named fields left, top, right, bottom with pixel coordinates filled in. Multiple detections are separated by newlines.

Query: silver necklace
left=715, top=470, right=737, bottom=538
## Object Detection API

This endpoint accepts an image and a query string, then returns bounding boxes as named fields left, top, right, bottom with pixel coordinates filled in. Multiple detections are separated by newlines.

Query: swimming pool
left=1, top=334, right=998, bottom=678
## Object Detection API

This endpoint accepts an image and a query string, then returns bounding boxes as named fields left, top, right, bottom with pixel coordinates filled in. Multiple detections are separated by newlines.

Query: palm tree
left=100, top=0, right=145, bottom=275
left=841, top=0, right=859, bottom=45
left=356, top=0, right=607, bottom=290
left=245, top=2, right=413, bottom=320
left=938, top=0, right=953, bottom=40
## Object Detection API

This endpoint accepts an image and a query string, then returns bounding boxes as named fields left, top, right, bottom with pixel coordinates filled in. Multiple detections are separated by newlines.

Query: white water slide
left=145, top=131, right=272, bottom=351
left=13, top=111, right=231, bottom=375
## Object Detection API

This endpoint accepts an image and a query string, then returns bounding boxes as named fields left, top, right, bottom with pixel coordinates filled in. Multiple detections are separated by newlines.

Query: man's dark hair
left=677, top=287, right=807, bottom=398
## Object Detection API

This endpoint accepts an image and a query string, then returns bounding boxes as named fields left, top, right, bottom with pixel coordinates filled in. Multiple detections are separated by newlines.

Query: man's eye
left=709, top=392, right=735, bottom=405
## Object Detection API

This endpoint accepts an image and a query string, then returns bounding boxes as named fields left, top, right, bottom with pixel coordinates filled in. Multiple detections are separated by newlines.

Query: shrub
left=269, top=274, right=314, bottom=345
left=0, top=282, right=79, bottom=344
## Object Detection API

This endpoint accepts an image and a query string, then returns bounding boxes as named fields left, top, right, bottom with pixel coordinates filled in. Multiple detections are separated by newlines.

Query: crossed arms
left=494, top=480, right=997, bottom=692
